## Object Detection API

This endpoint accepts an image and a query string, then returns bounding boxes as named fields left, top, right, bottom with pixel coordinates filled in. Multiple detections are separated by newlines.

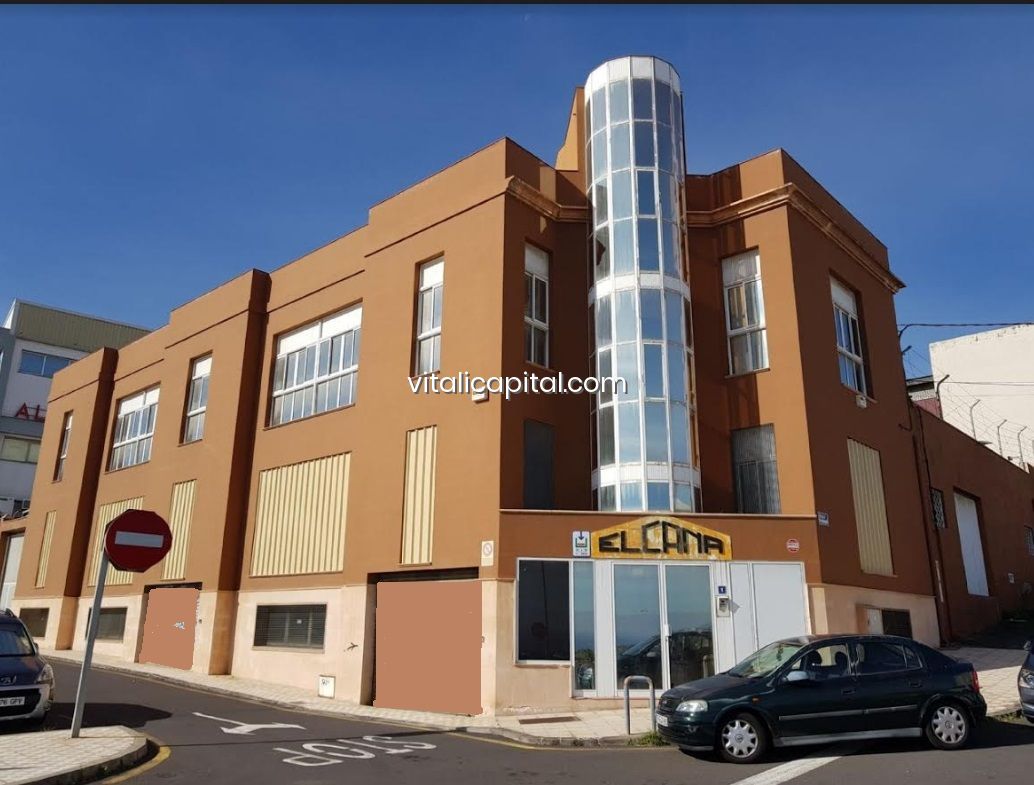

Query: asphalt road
left=5, top=662, right=1033, bottom=785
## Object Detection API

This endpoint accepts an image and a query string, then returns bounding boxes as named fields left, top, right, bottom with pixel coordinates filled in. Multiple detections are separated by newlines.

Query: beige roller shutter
left=35, top=512, right=56, bottom=588
left=251, top=453, right=350, bottom=577
left=847, top=439, right=894, bottom=576
left=401, top=426, right=437, bottom=565
left=163, top=481, right=196, bottom=581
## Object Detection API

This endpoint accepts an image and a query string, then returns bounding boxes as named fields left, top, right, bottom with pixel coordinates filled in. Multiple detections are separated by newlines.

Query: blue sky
left=1, top=5, right=1032, bottom=374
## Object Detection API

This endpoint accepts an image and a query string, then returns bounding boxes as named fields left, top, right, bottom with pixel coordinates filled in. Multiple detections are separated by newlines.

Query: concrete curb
left=13, top=736, right=154, bottom=785
left=43, top=651, right=654, bottom=748
left=463, top=725, right=653, bottom=748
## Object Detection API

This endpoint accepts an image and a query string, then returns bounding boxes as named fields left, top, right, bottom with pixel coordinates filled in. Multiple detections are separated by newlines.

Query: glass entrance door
left=664, top=564, right=715, bottom=686
left=614, top=564, right=664, bottom=688
left=611, top=562, right=714, bottom=692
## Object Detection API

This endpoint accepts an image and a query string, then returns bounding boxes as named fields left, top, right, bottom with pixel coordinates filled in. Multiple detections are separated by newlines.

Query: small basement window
left=86, top=608, right=127, bottom=641
left=254, top=605, right=326, bottom=649
left=19, top=608, right=49, bottom=639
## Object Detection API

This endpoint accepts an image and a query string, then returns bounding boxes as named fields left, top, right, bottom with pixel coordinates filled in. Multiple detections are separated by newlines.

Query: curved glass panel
left=586, top=56, right=699, bottom=512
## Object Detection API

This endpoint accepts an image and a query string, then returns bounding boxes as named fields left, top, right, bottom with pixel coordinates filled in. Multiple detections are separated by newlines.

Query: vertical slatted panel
left=89, top=497, right=145, bottom=586
left=35, top=512, right=56, bottom=588
left=401, top=426, right=437, bottom=565
left=847, top=439, right=894, bottom=576
left=250, top=453, right=349, bottom=576
left=163, top=480, right=196, bottom=580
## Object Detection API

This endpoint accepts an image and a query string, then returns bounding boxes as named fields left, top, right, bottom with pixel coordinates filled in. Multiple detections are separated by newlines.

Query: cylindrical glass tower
left=585, top=56, right=700, bottom=513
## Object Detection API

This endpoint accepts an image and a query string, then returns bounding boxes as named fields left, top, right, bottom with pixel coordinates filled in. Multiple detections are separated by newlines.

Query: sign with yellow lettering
left=591, top=516, right=732, bottom=561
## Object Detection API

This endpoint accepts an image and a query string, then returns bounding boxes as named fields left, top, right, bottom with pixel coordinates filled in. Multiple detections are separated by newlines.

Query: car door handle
left=908, top=680, right=923, bottom=688
left=841, top=688, right=856, bottom=695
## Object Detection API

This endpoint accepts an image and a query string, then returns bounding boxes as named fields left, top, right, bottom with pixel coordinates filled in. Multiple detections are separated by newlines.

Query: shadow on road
left=42, top=701, right=172, bottom=731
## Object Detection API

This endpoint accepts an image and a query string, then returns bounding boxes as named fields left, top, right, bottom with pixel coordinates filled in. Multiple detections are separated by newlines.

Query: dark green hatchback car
left=656, top=634, right=986, bottom=763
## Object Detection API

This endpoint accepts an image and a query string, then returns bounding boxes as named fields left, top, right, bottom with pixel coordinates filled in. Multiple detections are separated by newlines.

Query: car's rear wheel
left=925, top=702, right=971, bottom=750
left=717, top=713, right=767, bottom=764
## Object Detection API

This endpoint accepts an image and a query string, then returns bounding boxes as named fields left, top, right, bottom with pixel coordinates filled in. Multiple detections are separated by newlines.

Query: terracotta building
left=6, top=56, right=1033, bottom=715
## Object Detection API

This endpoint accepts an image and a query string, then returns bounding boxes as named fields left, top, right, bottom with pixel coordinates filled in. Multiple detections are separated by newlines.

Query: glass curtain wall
left=585, top=56, right=700, bottom=512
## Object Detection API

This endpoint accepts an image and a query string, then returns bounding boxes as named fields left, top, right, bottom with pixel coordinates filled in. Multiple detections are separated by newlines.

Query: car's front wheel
left=925, top=703, right=971, bottom=750
left=717, top=713, right=767, bottom=763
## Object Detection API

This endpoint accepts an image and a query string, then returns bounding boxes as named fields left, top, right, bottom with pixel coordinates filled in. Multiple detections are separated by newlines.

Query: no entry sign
left=104, top=509, right=172, bottom=573
left=73, top=508, right=173, bottom=739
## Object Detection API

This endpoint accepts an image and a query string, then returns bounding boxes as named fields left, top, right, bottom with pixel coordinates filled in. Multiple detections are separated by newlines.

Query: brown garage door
left=138, top=587, right=199, bottom=670
left=374, top=579, right=481, bottom=715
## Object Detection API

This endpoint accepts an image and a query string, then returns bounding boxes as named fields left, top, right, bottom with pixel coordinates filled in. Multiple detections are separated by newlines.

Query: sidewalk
left=948, top=646, right=1027, bottom=716
left=0, top=726, right=149, bottom=785
left=41, top=645, right=1026, bottom=748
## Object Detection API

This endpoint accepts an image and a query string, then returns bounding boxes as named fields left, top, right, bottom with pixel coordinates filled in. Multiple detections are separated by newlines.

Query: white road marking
left=728, top=744, right=859, bottom=785
left=192, top=711, right=306, bottom=735
left=279, top=736, right=437, bottom=766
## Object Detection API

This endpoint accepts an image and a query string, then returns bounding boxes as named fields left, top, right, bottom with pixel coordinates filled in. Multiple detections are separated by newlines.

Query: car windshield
left=0, top=627, right=34, bottom=657
left=728, top=639, right=806, bottom=678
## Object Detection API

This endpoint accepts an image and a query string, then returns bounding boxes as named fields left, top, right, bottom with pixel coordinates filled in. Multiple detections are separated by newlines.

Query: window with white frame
left=831, top=278, right=868, bottom=395
left=182, top=355, right=212, bottom=443
left=54, top=412, right=72, bottom=480
left=0, top=436, right=40, bottom=464
left=524, top=245, right=549, bottom=366
left=723, top=251, right=768, bottom=374
left=109, top=387, right=159, bottom=470
left=271, top=306, right=361, bottom=427
left=414, top=259, right=444, bottom=375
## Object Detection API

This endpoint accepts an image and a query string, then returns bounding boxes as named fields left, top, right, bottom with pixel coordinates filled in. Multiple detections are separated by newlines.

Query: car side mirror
left=785, top=670, right=812, bottom=684
left=1025, top=640, right=1032, bottom=652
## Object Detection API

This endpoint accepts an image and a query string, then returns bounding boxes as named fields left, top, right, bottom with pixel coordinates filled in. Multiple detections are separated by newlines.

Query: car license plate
left=656, top=713, right=669, bottom=728
left=0, top=697, right=25, bottom=707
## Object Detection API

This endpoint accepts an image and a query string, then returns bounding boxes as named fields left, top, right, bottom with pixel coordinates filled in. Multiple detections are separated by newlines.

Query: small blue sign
left=717, top=585, right=728, bottom=596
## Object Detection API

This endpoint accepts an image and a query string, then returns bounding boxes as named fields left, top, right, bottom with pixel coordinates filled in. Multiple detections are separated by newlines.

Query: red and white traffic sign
left=103, top=509, right=172, bottom=573
left=786, top=538, right=801, bottom=554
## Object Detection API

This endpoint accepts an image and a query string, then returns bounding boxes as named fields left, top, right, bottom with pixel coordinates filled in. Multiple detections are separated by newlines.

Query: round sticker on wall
left=786, top=538, right=801, bottom=554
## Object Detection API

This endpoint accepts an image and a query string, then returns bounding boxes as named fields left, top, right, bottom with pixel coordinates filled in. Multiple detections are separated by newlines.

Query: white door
left=954, top=493, right=989, bottom=596
left=0, top=533, right=25, bottom=610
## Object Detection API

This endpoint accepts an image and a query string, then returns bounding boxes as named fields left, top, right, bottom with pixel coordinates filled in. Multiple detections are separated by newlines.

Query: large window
left=271, top=305, right=361, bottom=426
left=516, top=560, right=570, bottom=662
left=732, top=425, right=780, bottom=514
left=523, top=420, right=555, bottom=509
left=18, top=350, right=73, bottom=378
left=524, top=245, right=549, bottom=366
left=182, top=355, right=211, bottom=443
left=0, top=436, right=40, bottom=465
left=254, top=604, right=326, bottom=649
left=723, top=251, right=768, bottom=374
left=54, top=413, right=72, bottom=480
left=109, top=388, right=159, bottom=470
left=415, top=259, right=444, bottom=375
left=831, top=278, right=868, bottom=395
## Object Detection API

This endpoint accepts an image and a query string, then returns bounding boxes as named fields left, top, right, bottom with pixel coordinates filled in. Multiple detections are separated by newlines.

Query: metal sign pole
left=71, top=551, right=109, bottom=738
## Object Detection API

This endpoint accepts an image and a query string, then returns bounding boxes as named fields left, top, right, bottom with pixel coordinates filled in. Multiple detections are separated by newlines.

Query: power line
left=898, top=321, right=1034, bottom=339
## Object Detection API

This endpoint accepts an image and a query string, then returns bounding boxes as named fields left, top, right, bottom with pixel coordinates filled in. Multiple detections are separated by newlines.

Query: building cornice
left=686, top=183, right=904, bottom=293
left=505, top=177, right=588, bottom=223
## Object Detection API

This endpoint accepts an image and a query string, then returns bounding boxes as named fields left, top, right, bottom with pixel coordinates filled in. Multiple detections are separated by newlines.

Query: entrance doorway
left=139, top=586, right=199, bottom=670
left=0, top=533, right=24, bottom=611
left=612, top=563, right=714, bottom=692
